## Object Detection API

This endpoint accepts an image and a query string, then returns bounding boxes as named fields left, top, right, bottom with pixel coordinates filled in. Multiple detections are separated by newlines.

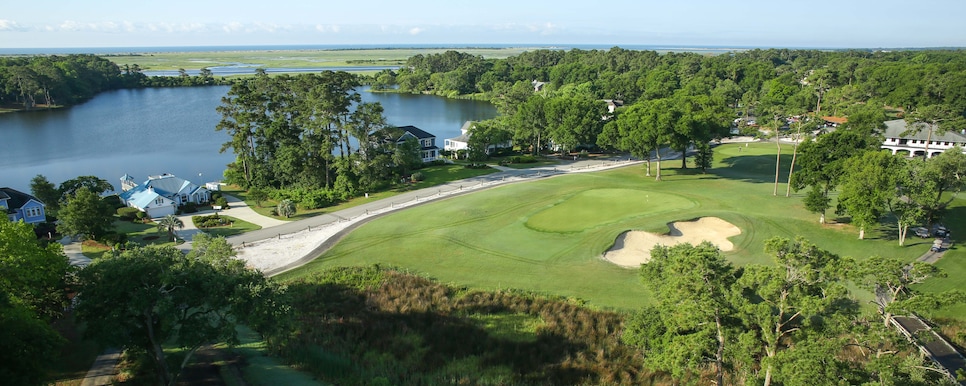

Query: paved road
left=893, top=316, right=966, bottom=385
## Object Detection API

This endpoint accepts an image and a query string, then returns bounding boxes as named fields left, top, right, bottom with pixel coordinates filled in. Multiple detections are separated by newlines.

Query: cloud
left=409, top=27, right=424, bottom=35
left=0, top=19, right=25, bottom=31
left=315, top=24, right=341, bottom=33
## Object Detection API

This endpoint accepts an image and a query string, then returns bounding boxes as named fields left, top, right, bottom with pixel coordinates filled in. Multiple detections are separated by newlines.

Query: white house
left=396, top=125, right=439, bottom=162
left=119, top=173, right=211, bottom=218
left=881, top=119, right=966, bottom=158
left=444, top=121, right=512, bottom=157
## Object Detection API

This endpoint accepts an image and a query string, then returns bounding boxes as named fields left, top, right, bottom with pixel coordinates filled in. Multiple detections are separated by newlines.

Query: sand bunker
left=602, top=217, right=741, bottom=268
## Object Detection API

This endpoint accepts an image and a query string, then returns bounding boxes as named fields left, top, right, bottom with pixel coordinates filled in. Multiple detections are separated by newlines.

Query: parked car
left=934, top=225, right=948, bottom=238
left=914, top=227, right=930, bottom=238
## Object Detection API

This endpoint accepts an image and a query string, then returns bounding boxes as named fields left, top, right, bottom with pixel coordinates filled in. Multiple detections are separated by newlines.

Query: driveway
left=173, top=193, right=287, bottom=248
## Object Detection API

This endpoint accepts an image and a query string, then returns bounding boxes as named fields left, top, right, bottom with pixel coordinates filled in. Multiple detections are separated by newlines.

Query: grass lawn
left=105, top=47, right=536, bottom=72
left=224, top=163, right=500, bottom=221
left=278, top=142, right=961, bottom=312
left=196, top=215, right=261, bottom=238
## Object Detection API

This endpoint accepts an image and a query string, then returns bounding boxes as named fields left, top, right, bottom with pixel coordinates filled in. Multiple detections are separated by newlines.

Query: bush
left=214, top=197, right=229, bottom=208
left=192, top=214, right=229, bottom=228
left=508, top=155, right=537, bottom=164
left=101, top=232, right=127, bottom=245
left=116, top=207, right=141, bottom=221
left=181, top=202, right=198, bottom=213
left=465, top=163, right=489, bottom=169
left=410, top=172, right=425, bottom=182
left=135, top=211, right=147, bottom=221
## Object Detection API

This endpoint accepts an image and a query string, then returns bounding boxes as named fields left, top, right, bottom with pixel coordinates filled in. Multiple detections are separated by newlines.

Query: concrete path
left=79, top=348, right=122, bottom=386
left=916, top=236, right=953, bottom=264
left=59, top=236, right=91, bottom=268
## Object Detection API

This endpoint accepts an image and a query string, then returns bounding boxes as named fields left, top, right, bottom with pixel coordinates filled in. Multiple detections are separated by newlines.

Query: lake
left=0, top=86, right=497, bottom=193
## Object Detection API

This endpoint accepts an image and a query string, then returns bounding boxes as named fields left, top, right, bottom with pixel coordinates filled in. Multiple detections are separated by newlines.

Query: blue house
left=118, top=173, right=211, bottom=218
left=0, top=187, right=46, bottom=224
left=396, top=125, right=439, bottom=162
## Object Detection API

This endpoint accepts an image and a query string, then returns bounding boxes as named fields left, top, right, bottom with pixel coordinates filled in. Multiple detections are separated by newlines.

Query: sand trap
left=602, top=217, right=741, bottom=268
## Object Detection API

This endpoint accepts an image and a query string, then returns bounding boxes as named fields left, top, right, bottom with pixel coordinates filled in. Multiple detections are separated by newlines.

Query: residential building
left=0, top=187, right=46, bottom=224
left=396, top=125, right=439, bottom=162
left=118, top=173, right=210, bottom=218
left=444, top=121, right=512, bottom=157
left=881, top=119, right=966, bottom=158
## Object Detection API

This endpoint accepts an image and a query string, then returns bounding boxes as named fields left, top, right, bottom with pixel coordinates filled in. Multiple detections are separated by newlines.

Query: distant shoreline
left=0, top=43, right=892, bottom=56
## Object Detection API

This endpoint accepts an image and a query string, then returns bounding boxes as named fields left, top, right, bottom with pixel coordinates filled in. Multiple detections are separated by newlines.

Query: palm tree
left=156, top=214, right=184, bottom=242
left=277, top=199, right=296, bottom=218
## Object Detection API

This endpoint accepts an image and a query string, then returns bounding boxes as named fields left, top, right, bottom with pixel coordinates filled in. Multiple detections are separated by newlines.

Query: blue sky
left=2, top=0, right=963, bottom=49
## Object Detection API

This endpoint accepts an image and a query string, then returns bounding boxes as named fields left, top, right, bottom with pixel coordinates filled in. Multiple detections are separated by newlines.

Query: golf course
left=278, top=142, right=965, bottom=313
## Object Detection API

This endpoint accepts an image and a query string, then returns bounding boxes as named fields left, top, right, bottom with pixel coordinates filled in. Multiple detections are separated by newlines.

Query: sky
left=2, top=0, right=964, bottom=50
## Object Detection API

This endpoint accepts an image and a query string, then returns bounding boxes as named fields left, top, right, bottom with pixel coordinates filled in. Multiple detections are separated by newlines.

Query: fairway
left=279, top=142, right=957, bottom=311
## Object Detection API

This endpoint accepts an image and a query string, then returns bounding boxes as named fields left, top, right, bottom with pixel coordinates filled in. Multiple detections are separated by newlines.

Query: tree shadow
left=715, top=153, right=796, bottom=184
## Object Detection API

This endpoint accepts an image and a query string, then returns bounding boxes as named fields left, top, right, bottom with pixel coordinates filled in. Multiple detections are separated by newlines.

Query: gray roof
left=397, top=125, right=435, bottom=139
left=0, top=187, right=43, bottom=213
left=884, top=119, right=966, bottom=143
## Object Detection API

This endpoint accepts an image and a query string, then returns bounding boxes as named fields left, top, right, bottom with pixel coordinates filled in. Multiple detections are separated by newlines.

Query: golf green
left=525, top=189, right=695, bottom=233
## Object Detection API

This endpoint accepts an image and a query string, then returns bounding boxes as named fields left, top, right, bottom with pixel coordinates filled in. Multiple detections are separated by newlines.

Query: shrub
left=180, top=202, right=198, bottom=213
left=465, top=163, right=489, bottom=169
left=214, top=197, right=229, bottom=208
left=116, top=207, right=141, bottom=221
left=135, top=211, right=147, bottom=221
left=410, top=172, right=425, bottom=182
left=101, top=232, right=127, bottom=245
left=508, top=155, right=537, bottom=164
left=192, top=214, right=228, bottom=228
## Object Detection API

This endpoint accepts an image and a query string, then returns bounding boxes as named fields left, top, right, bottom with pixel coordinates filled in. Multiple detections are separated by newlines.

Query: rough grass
left=279, top=142, right=954, bottom=311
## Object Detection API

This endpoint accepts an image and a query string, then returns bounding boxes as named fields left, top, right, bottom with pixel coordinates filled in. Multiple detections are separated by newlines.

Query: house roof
left=447, top=121, right=475, bottom=143
left=124, top=188, right=171, bottom=210
left=883, top=119, right=966, bottom=143
left=144, top=174, right=192, bottom=196
left=821, top=116, right=848, bottom=124
left=397, top=125, right=435, bottom=139
left=0, top=187, right=43, bottom=213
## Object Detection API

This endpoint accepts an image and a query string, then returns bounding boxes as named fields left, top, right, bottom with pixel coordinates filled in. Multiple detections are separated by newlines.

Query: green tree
left=466, top=119, right=512, bottom=161
left=76, top=245, right=275, bottom=386
left=155, top=214, right=184, bottom=242
left=277, top=199, right=296, bottom=218
left=791, top=128, right=881, bottom=223
left=30, top=174, right=61, bottom=213
left=58, top=175, right=114, bottom=198
left=57, top=186, right=114, bottom=240
left=0, top=218, right=71, bottom=385
left=855, top=257, right=965, bottom=353
left=623, top=242, right=735, bottom=385
left=512, top=95, right=549, bottom=155
left=733, top=237, right=852, bottom=386
left=609, top=98, right=675, bottom=180
left=836, top=151, right=904, bottom=239
left=248, top=187, right=268, bottom=208
left=917, top=147, right=966, bottom=226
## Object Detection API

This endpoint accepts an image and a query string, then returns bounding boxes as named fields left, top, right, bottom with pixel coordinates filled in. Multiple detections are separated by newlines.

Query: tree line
left=216, top=70, right=426, bottom=209
left=0, top=55, right=229, bottom=110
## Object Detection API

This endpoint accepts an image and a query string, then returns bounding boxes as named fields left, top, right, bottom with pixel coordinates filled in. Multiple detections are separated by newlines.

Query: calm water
left=0, top=86, right=496, bottom=192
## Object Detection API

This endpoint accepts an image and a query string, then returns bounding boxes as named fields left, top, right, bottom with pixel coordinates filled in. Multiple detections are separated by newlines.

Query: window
left=155, top=197, right=164, bottom=205
left=25, top=207, right=42, bottom=218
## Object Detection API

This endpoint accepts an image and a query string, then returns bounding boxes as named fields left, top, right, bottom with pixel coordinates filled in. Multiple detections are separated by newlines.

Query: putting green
left=525, top=189, right=695, bottom=233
